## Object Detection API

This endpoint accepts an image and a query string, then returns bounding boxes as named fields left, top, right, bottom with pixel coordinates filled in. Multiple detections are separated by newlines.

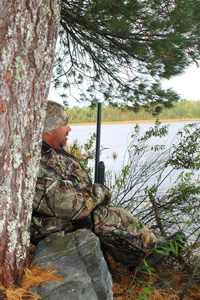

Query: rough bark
left=0, top=0, right=60, bottom=287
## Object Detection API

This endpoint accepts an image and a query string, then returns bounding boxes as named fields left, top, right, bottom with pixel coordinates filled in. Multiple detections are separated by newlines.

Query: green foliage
left=140, top=119, right=169, bottom=140
left=110, top=120, right=169, bottom=206
left=52, top=0, right=200, bottom=113
left=67, top=100, right=200, bottom=124
left=65, top=133, right=96, bottom=177
left=138, top=261, right=156, bottom=275
left=126, top=282, right=156, bottom=300
left=68, top=106, right=97, bottom=123
left=65, top=121, right=200, bottom=289
left=109, top=121, right=200, bottom=246
left=169, top=123, right=200, bottom=170
left=110, top=165, right=131, bottom=198
left=125, top=233, right=187, bottom=299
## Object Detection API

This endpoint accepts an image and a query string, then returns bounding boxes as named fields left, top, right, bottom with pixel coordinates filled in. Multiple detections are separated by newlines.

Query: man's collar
left=42, top=140, right=53, bottom=153
left=42, top=140, right=68, bottom=156
left=42, top=139, right=77, bottom=160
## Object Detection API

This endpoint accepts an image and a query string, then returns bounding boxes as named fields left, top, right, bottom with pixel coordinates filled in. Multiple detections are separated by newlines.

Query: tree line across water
left=68, top=99, right=200, bottom=124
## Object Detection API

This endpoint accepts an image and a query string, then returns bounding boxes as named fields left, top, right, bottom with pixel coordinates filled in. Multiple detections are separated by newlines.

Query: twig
left=128, top=249, right=155, bottom=288
left=179, top=259, right=200, bottom=300
left=149, top=194, right=167, bottom=237
left=172, top=253, right=193, bottom=274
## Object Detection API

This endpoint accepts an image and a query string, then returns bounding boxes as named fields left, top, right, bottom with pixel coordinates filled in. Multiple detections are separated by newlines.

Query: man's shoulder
left=40, top=141, right=91, bottom=184
left=42, top=146, right=78, bottom=167
left=41, top=145, right=73, bottom=170
left=42, top=141, right=75, bottom=160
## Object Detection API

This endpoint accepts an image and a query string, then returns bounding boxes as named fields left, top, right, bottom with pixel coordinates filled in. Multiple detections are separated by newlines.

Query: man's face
left=44, top=123, right=72, bottom=150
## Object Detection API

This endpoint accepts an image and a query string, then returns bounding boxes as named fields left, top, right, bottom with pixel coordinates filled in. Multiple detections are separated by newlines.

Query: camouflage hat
left=43, top=101, right=69, bottom=133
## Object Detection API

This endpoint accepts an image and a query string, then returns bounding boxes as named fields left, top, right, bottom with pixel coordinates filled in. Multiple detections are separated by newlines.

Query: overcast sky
left=49, top=63, right=200, bottom=107
left=161, top=63, right=200, bottom=101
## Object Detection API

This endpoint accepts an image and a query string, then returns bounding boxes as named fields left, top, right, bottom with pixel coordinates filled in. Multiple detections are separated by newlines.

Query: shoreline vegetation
left=66, top=122, right=200, bottom=300
left=70, top=118, right=200, bottom=126
left=68, top=100, right=200, bottom=125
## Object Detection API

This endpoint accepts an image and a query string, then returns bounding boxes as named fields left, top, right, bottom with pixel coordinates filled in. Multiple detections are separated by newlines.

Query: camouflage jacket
left=32, top=142, right=157, bottom=256
left=33, top=141, right=111, bottom=221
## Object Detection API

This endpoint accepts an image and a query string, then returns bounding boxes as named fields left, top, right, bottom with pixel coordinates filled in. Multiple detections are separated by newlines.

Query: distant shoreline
left=70, top=118, right=200, bottom=126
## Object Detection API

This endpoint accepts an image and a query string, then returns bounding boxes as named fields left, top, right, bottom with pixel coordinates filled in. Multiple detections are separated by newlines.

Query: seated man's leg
left=94, top=206, right=157, bottom=264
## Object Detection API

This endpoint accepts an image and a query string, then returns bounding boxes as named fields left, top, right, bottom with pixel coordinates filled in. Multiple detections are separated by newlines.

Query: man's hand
left=101, top=185, right=111, bottom=206
left=92, top=184, right=111, bottom=206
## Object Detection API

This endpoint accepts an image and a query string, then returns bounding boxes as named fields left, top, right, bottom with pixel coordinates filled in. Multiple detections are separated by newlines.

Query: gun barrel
left=98, top=161, right=105, bottom=185
left=94, top=103, right=102, bottom=183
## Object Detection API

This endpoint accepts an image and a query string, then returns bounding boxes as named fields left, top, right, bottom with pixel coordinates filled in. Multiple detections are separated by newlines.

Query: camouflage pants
left=94, top=206, right=157, bottom=262
left=31, top=205, right=157, bottom=261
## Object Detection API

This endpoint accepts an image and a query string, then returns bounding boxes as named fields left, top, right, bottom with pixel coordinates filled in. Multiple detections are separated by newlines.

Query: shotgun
left=94, top=102, right=105, bottom=185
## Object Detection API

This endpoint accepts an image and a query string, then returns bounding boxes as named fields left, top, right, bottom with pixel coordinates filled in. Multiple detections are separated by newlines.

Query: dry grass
left=109, top=254, right=200, bottom=300
left=64, top=143, right=84, bottom=161
left=0, top=247, right=64, bottom=300
left=1, top=246, right=200, bottom=299
left=70, top=118, right=200, bottom=126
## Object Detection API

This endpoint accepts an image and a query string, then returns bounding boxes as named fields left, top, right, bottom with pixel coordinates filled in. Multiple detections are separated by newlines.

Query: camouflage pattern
left=94, top=206, right=157, bottom=259
left=32, top=141, right=157, bottom=255
left=43, top=101, right=69, bottom=133
left=31, top=141, right=109, bottom=243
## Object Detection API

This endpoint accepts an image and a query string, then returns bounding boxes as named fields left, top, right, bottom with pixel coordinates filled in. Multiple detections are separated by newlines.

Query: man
left=31, top=101, right=184, bottom=268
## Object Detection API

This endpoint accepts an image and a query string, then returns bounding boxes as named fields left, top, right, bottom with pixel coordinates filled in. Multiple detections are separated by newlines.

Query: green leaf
left=155, top=250, right=169, bottom=256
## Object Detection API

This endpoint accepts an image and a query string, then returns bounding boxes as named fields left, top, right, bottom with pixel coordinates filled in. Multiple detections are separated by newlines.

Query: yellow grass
left=0, top=264, right=64, bottom=300
left=70, top=118, right=200, bottom=126
left=109, top=254, right=200, bottom=300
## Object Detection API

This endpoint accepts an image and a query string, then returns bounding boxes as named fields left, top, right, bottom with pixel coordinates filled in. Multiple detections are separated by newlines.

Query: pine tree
left=0, top=0, right=60, bottom=287
left=52, top=0, right=200, bottom=114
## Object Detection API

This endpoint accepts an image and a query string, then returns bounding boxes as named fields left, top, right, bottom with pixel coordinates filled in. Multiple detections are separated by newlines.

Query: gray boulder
left=31, top=229, right=113, bottom=300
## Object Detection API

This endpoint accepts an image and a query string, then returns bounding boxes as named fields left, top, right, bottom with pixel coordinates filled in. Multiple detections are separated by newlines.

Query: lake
left=69, top=120, right=199, bottom=175
left=69, top=121, right=200, bottom=242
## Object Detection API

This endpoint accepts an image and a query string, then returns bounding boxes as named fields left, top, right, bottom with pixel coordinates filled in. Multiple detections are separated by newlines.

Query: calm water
left=69, top=121, right=199, bottom=175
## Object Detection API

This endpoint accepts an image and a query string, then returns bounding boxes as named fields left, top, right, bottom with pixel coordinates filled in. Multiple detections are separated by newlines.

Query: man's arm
left=33, top=173, right=110, bottom=220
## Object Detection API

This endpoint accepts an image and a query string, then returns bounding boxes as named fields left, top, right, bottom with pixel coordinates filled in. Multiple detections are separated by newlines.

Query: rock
left=31, top=229, right=113, bottom=300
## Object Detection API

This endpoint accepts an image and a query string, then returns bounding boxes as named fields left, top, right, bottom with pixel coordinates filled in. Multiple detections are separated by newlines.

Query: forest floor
left=1, top=248, right=200, bottom=299
left=109, top=254, right=200, bottom=300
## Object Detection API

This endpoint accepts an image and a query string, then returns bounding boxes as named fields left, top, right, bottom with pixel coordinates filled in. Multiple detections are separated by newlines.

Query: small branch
left=173, top=253, right=193, bottom=274
left=187, top=226, right=200, bottom=240
left=149, top=194, right=167, bottom=237
left=179, top=259, right=200, bottom=300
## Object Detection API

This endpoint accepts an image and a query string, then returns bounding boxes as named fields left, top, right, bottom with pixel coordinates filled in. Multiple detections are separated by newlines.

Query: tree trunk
left=0, top=0, right=60, bottom=287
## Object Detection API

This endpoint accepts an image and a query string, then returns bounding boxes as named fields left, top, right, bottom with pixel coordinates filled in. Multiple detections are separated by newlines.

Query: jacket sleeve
left=33, top=169, right=110, bottom=220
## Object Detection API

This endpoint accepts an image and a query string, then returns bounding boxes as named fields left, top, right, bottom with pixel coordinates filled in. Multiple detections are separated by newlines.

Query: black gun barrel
left=94, top=103, right=102, bottom=183
left=98, top=161, right=105, bottom=185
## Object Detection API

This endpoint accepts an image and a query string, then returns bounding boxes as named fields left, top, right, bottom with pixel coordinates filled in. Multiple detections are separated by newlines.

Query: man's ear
left=42, top=132, right=51, bottom=140
left=44, top=131, right=51, bottom=136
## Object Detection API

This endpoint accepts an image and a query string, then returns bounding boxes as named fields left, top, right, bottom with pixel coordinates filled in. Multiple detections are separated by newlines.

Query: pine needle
left=0, top=263, right=64, bottom=300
